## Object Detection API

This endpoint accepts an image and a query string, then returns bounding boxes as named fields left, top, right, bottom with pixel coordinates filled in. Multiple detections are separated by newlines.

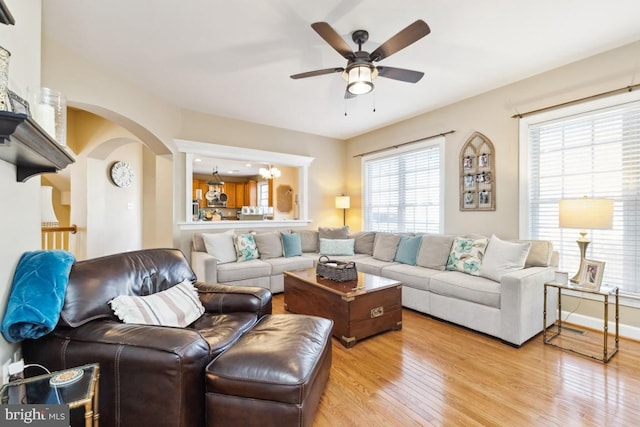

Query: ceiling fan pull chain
left=373, top=92, right=376, bottom=112
left=345, top=99, right=348, bottom=116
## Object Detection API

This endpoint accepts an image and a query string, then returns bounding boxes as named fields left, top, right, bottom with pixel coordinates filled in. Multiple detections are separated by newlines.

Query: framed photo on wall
left=578, top=259, right=605, bottom=289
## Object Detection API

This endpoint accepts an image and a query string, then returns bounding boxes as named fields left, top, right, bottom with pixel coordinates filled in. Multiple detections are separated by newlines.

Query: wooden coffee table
left=284, top=268, right=402, bottom=348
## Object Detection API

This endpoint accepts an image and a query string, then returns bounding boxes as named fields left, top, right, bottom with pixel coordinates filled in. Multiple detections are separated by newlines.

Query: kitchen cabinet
left=223, top=182, right=236, bottom=208
left=245, top=180, right=257, bottom=206
left=192, top=179, right=209, bottom=208
left=235, top=183, right=246, bottom=207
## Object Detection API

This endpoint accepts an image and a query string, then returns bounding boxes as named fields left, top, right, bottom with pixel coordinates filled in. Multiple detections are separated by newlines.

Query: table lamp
left=335, top=195, right=350, bottom=226
left=559, top=196, right=613, bottom=283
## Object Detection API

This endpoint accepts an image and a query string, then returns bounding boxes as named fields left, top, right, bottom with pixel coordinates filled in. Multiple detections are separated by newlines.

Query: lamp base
left=570, top=239, right=589, bottom=283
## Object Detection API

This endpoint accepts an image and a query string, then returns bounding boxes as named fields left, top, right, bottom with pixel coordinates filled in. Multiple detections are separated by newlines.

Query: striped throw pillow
left=109, top=279, right=205, bottom=327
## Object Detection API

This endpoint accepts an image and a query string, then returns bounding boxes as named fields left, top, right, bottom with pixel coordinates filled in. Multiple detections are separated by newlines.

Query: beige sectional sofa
left=191, top=227, right=558, bottom=346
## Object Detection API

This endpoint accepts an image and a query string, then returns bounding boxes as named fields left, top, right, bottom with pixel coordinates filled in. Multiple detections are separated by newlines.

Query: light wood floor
left=271, top=294, right=640, bottom=427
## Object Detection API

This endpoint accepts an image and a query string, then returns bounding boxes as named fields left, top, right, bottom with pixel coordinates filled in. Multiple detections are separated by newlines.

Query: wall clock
left=110, top=161, right=134, bottom=188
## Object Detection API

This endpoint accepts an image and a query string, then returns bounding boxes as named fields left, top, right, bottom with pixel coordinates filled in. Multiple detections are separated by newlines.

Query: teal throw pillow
left=281, top=232, right=303, bottom=258
left=446, top=236, right=489, bottom=275
left=234, top=233, right=260, bottom=262
left=394, top=235, right=422, bottom=265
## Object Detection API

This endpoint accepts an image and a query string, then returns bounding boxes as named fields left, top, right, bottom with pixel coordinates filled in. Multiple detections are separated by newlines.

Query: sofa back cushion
left=298, top=230, right=319, bottom=252
left=394, top=236, right=422, bottom=265
left=351, top=231, right=376, bottom=255
left=318, top=226, right=350, bottom=239
left=416, top=234, right=455, bottom=270
left=372, top=233, right=402, bottom=262
left=523, top=240, right=554, bottom=267
left=254, top=232, right=283, bottom=259
left=60, top=248, right=196, bottom=328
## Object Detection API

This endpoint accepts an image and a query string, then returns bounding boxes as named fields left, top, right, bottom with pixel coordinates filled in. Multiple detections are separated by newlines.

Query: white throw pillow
left=202, top=230, right=236, bottom=264
left=480, top=235, right=532, bottom=282
left=109, top=279, right=205, bottom=327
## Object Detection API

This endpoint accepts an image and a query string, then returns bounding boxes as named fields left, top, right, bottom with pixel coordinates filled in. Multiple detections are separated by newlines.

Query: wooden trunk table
left=284, top=268, right=402, bottom=348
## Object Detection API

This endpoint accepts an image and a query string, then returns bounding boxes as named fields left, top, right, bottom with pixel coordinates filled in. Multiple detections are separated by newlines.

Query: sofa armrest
left=191, top=251, right=219, bottom=283
left=499, top=266, right=557, bottom=346
left=22, top=320, right=211, bottom=426
left=194, top=281, right=272, bottom=317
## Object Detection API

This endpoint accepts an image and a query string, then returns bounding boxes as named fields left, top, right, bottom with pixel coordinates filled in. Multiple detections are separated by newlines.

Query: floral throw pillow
left=234, top=233, right=260, bottom=262
left=446, top=237, right=489, bottom=276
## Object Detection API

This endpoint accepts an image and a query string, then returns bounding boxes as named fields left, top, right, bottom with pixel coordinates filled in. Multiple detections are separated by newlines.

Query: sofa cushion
left=298, top=229, right=319, bottom=252
left=480, top=235, right=531, bottom=282
left=109, top=279, right=205, bottom=327
left=416, top=234, right=455, bottom=270
left=372, top=233, right=402, bottom=262
left=217, top=259, right=271, bottom=282
left=381, top=264, right=441, bottom=291
left=202, top=230, right=237, bottom=264
left=355, top=256, right=399, bottom=276
left=234, top=233, right=260, bottom=262
left=253, top=232, right=283, bottom=259
left=430, top=271, right=501, bottom=308
left=265, top=257, right=314, bottom=275
left=318, top=226, right=350, bottom=239
left=394, top=235, right=422, bottom=265
left=281, top=232, right=303, bottom=257
left=319, top=238, right=355, bottom=256
left=192, top=312, right=259, bottom=358
left=522, top=240, right=554, bottom=267
left=446, top=236, right=489, bottom=276
left=351, top=231, right=376, bottom=255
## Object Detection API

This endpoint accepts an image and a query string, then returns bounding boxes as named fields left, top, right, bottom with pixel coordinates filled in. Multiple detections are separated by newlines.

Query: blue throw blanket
left=1, top=250, right=75, bottom=343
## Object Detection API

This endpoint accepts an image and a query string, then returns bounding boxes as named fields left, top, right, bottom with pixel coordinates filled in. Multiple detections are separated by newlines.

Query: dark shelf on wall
left=0, top=0, right=15, bottom=25
left=0, top=111, right=74, bottom=182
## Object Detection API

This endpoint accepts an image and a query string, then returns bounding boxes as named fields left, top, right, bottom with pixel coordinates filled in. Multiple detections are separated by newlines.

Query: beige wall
left=346, top=40, right=640, bottom=330
left=0, top=0, right=41, bottom=363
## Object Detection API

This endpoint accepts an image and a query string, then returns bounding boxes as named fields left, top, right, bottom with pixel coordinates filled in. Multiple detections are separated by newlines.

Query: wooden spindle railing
left=41, top=225, right=77, bottom=251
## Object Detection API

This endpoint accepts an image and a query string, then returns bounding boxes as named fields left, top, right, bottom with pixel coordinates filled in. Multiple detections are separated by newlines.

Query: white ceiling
left=42, top=1, right=640, bottom=140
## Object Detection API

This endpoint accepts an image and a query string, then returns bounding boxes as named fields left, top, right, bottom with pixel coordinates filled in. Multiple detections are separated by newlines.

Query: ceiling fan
left=290, top=20, right=430, bottom=98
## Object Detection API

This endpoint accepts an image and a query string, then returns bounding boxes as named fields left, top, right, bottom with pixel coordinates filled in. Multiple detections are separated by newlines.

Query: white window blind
left=363, top=139, right=442, bottom=233
left=524, top=97, right=640, bottom=294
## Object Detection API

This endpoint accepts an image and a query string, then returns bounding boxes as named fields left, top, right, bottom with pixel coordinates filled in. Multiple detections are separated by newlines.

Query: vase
left=0, top=45, right=10, bottom=111
left=27, top=87, right=67, bottom=146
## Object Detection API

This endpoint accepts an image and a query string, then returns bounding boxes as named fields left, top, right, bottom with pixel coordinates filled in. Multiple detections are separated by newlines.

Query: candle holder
left=27, top=87, right=67, bottom=146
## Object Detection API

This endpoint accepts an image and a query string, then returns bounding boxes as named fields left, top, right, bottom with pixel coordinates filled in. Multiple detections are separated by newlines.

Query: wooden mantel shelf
left=0, top=111, right=75, bottom=182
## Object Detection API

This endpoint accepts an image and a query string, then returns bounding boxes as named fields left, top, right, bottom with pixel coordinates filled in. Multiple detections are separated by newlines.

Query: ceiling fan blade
left=377, top=66, right=424, bottom=83
left=370, top=20, right=430, bottom=62
left=290, top=67, right=344, bottom=79
left=311, top=22, right=354, bottom=60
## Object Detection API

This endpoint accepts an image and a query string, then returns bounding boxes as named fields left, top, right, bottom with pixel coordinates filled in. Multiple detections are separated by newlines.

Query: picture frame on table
left=578, top=259, right=605, bottom=289
left=7, top=89, right=30, bottom=115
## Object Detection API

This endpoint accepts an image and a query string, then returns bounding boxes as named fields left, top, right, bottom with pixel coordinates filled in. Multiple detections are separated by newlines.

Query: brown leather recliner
left=21, top=248, right=272, bottom=426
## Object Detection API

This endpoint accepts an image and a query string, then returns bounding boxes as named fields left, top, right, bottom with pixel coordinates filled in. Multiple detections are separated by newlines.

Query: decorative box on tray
left=316, top=255, right=357, bottom=282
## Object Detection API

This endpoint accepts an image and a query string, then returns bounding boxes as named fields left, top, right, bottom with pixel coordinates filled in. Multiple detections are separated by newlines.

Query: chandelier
left=259, top=165, right=281, bottom=180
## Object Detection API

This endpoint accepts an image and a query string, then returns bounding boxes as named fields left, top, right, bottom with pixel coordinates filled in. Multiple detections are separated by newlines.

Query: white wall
left=0, top=0, right=42, bottom=363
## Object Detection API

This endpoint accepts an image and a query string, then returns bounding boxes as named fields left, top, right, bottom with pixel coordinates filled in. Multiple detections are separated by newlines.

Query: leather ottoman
left=205, top=314, right=333, bottom=427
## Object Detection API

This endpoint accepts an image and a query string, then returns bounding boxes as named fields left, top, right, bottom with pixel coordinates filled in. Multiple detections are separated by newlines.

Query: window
left=258, top=182, right=269, bottom=208
left=362, top=138, right=443, bottom=233
left=520, top=92, right=640, bottom=294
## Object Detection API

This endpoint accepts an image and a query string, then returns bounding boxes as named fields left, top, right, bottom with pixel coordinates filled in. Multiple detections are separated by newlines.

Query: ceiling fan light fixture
left=345, top=65, right=377, bottom=95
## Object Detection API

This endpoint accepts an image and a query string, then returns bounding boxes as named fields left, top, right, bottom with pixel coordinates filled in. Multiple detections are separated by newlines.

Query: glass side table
left=543, top=282, right=619, bottom=363
left=0, top=363, right=100, bottom=426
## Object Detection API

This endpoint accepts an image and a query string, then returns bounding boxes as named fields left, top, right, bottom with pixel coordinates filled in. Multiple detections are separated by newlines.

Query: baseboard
left=561, top=311, right=640, bottom=341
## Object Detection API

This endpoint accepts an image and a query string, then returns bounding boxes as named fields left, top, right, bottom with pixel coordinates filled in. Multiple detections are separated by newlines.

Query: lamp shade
left=559, top=197, right=614, bottom=230
left=335, top=196, right=350, bottom=209
left=41, top=186, right=59, bottom=227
